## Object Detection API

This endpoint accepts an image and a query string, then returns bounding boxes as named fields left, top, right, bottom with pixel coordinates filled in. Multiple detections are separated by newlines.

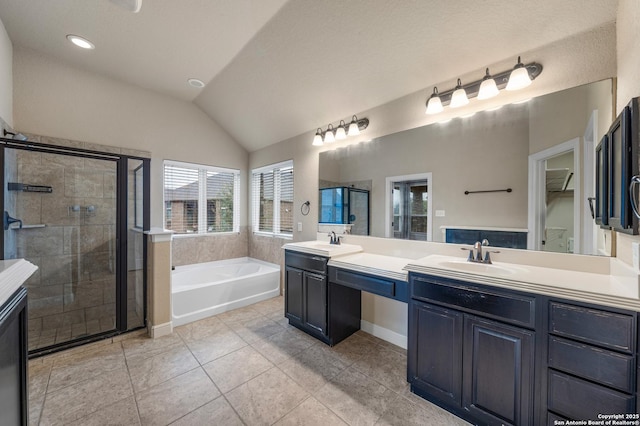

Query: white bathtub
left=171, top=257, right=281, bottom=327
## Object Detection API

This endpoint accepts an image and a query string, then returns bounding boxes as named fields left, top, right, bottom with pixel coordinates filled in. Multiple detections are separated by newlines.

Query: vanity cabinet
left=408, top=275, right=536, bottom=426
left=285, top=251, right=329, bottom=339
left=408, top=271, right=640, bottom=425
left=546, top=301, right=637, bottom=420
left=0, top=287, right=28, bottom=426
left=284, top=250, right=361, bottom=345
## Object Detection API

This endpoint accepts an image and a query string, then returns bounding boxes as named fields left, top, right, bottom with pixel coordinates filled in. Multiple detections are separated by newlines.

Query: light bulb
left=348, top=116, right=360, bottom=136
left=477, top=68, right=499, bottom=100
left=426, top=87, right=444, bottom=114
left=324, top=124, right=335, bottom=143
left=335, top=121, right=347, bottom=140
left=312, top=129, right=323, bottom=146
left=450, top=79, right=469, bottom=108
left=506, top=56, right=532, bottom=91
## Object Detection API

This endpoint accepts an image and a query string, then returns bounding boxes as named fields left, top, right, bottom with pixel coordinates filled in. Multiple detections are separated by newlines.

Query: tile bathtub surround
left=28, top=296, right=470, bottom=426
left=171, top=227, right=249, bottom=267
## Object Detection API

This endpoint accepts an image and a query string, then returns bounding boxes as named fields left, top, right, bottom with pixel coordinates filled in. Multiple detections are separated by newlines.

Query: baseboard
left=360, top=320, right=407, bottom=349
left=148, top=321, right=173, bottom=338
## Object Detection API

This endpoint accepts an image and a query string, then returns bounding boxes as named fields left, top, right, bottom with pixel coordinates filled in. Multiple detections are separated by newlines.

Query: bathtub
left=172, top=257, right=281, bottom=327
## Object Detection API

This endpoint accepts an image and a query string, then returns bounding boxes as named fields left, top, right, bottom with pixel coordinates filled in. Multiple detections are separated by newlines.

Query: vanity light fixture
left=477, top=68, right=499, bottom=100
left=426, top=87, right=444, bottom=115
left=66, top=34, right=95, bottom=50
left=335, top=120, right=347, bottom=140
left=424, top=57, right=542, bottom=114
left=506, top=56, right=532, bottom=91
left=324, top=124, right=336, bottom=144
left=312, top=116, right=370, bottom=145
left=450, top=79, right=469, bottom=108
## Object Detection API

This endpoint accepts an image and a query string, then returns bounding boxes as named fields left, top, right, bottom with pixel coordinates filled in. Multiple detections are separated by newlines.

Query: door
left=393, top=180, right=429, bottom=240
left=1, top=141, right=149, bottom=354
left=463, top=315, right=535, bottom=426
left=348, top=189, right=369, bottom=235
left=285, top=266, right=303, bottom=323
left=304, top=272, right=327, bottom=335
left=408, top=301, right=463, bottom=405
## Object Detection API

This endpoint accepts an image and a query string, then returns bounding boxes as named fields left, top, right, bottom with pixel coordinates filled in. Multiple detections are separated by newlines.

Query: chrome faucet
left=328, top=231, right=341, bottom=245
left=461, top=239, right=499, bottom=264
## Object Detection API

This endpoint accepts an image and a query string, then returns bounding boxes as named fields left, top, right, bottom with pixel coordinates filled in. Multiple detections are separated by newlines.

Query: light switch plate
left=435, top=210, right=445, bottom=217
left=297, top=222, right=303, bottom=232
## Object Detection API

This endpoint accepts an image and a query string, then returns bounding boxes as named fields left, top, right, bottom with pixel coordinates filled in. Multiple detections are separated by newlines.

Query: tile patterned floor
left=28, top=296, right=471, bottom=426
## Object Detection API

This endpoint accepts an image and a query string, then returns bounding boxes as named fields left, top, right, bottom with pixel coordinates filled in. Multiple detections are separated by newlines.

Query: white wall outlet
left=297, top=222, right=303, bottom=232
left=633, top=242, right=640, bottom=270
left=435, top=210, right=445, bottom=217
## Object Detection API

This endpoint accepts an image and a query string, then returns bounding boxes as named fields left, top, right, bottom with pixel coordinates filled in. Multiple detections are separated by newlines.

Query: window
left=252, top=160, right=294, bottom=237
left=164, top=161, right=240, bottom=234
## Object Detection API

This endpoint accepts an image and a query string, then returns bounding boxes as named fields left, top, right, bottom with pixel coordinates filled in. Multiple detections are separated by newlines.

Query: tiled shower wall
left=15, top=148, right=118, bottom=348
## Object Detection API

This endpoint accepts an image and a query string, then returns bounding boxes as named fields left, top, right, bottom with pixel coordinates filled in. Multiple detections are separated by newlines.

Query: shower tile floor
left=28, top=296, right=470, bottom=426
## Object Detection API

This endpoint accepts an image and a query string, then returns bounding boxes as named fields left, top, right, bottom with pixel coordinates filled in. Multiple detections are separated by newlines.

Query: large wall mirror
left=319, top=79, right=613, bottom=256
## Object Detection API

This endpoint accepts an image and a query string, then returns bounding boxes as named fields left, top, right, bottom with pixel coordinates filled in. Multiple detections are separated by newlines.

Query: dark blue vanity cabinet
left=546, top=301, right=636, bottom=420
left=409, top=275, right=537, bottom=425
left=284, top=250, right=361, bottom=345
left=408, top=272, right=639, bottom=426
left=0, top=287, right=28, bottom=426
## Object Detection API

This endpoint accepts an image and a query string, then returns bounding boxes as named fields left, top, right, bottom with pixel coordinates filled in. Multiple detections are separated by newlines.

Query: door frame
left=385, top=172, right=433, bottom=240
left=527, top=138, right=581, bottom=252
left=582, top=110, right=598, bottom=255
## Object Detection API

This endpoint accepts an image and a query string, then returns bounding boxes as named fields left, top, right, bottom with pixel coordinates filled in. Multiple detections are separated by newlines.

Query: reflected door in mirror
left=393, top=180, right=428, bottom=240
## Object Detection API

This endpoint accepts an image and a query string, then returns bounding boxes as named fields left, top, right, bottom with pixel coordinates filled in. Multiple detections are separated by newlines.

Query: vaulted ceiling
left=0, top=0, right=618, bottom=151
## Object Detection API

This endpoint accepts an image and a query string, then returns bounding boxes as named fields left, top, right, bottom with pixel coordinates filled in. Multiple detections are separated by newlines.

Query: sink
left=434, top=259, right=526, bottom=276
left=283, top=240, right=363, bottom=257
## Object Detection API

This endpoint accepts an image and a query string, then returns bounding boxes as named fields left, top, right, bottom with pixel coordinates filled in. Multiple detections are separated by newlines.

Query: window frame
left=163, top=160, right=241, bottom=236
left=251, top=160, right=294, bottom=239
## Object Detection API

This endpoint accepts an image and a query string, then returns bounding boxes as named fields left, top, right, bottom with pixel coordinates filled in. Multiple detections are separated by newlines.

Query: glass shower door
left=4, top=147, right=118, bottom=351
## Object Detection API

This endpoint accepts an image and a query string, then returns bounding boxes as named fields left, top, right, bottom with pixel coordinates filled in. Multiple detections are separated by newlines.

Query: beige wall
left=617, top=0, right=640, bottom=114
left=12, top=46, right=249, bottom=232
left=0, top=17, right=12, bottom=127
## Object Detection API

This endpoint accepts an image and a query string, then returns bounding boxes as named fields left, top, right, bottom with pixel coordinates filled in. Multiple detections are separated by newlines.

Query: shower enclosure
left=0, top=137, right=150, bottom=355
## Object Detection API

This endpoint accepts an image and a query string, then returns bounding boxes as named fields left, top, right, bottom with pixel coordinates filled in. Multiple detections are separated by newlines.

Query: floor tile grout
left=30, top=296, right=465, bottom=426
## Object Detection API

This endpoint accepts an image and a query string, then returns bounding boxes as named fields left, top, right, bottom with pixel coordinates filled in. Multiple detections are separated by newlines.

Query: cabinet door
left=285, top=266, right=303, bottom=323
left=304, top=272, right=327, bottom=335
left=463, top=316, right=535, bottom=426
left=408, top=301, right=463, bottom=406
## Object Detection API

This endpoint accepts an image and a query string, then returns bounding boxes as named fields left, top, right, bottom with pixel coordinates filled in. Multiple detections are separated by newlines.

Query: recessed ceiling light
left=188, top=78, right=205, bottom=88
left=66, top=34, right=95, bottom=50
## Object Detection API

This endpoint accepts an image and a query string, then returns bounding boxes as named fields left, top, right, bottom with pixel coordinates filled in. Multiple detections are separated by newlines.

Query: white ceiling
left=0, top=0, right=618, bottom=152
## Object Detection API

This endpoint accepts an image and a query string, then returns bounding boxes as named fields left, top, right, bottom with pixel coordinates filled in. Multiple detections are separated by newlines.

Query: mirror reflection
left=319, top=79, right=613, bottom=255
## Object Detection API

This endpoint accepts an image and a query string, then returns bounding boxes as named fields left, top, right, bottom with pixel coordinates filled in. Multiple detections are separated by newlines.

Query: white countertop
left=405, top=254, right=640, bottom=311
left=286, top=238, right=640, bottom=311
left=328, top=253, right=412, bottom=281
left=0, top=259, right=38, bottom=307
left=283, top=240, right=363, bottom=257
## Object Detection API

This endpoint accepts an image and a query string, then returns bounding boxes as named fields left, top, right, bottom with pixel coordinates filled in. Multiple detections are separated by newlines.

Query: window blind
left=164, top=161, right=239, bottom=234
left=251, top=160, right=294, bottom=237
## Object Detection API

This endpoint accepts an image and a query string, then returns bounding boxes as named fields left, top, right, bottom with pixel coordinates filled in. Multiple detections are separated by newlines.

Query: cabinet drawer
left=412, top=278, right=535, bottom=328
left=285, top=251, right=327, bottom=275
left=549, top=302, right=635, bottom=352
left=329, top=268, right=395, bottom=298
left=548, top=336, right=635, bottom=393
left=548, top=370, right=635, bottom=419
